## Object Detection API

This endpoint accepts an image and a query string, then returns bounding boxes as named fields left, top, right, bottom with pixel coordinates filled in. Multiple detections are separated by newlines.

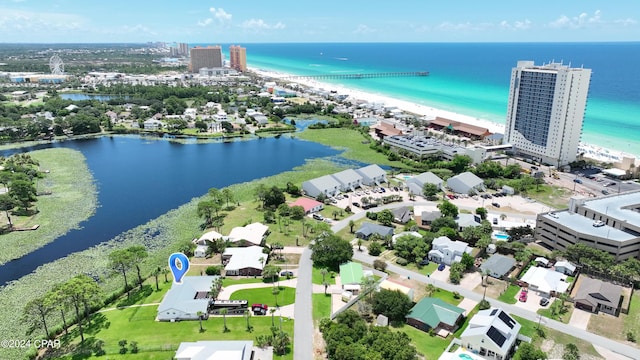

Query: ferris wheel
left=49, top=55, right=64, bottom=75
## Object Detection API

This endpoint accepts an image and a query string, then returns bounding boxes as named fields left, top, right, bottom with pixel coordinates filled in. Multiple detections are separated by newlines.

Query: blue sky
left=0, top=0, right=638, bottom=43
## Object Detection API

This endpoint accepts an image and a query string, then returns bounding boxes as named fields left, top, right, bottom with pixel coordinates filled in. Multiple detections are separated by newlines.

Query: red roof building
left=289, top=197, right=324, bottom=214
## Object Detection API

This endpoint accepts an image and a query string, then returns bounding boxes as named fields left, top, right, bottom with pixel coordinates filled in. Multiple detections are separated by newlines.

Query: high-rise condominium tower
left=189, top=46, right=223, bottom=73
left=229, top=45, right=247, bottom=72
left=505, top=61, right=591, bottom=166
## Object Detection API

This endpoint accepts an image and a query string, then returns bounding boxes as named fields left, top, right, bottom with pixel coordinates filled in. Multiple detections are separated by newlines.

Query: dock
left=283, top=71, right=429, bottom=81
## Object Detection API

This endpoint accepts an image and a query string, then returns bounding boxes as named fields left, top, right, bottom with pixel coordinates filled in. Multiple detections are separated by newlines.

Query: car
left=280, top=271, right=294, bottom=277
left=573, top=178, right=582, bottom=184
left=419, top=258, right=430, bottom=266
left=531, top=166, right=538, bottom=171
left=438, top=263, right=445, bottom=271
left=493, top=218, right=498, bottom=225
left=312, top=213, right=324, bottom=221
left=539, top=298, right=550, bottom=306
left=609, top=182, right=617, bottom=186
left=252, top=304, right=268, bottom=315
left=393, top=186, right=399, bottom=191
left=331, top=199, right=338, bottom=204
left=492, top=202, right=501, bottom=208
left=352, top=202, right=361, bottom=208
left=519, top=289, right=528, bottom=302
left=447, top=194, right=455, bottom=200
left=602, top=189, right=609, bottom=195
left=380, top=188, right=386, bottom=193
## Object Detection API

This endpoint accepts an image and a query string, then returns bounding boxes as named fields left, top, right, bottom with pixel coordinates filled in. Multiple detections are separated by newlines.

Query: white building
left=505, top=61, right=592, bottom=166
left=157, top=276, right=218, bottom=321
left=460, top=308, right=522, bottom=360
left=428, top=236, right=472, bottom=266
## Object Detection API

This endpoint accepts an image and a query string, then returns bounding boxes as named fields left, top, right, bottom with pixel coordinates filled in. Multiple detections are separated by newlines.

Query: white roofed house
left=520, top=266, right=570, bottom=296
left=175, top=340, right=257, bottom=360
left=554, top=260, right=576, bottom=276
left=406, top=172, right=444, bottom=196
left=428, top=236, right=472, bottom=266
left=194, top=230, right=224, bottom=246
left=143, top=118, right=163, bottom=130
left=355, top=164, right=387, bottom=186
left=460, top=308, right=522, bottom=360
left=302, top=175, right=341, bottom=199
left=447, top=171, right=485, bottom=195
left=223, top=246, right=267, bottom=276
left=227, top=222, right=269, bottom=247
left=157, top=276, right=218, bottom=321
left=331, top=169, right=363, bottom=192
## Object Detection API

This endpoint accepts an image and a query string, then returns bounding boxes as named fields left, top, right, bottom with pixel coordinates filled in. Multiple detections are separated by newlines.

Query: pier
left=283, top=71, right=429, bottom=80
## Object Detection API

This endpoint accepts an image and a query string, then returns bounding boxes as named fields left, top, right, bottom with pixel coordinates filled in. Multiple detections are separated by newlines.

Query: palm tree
left=270, top=308, right=277, bottom=326
left=323, top=280, right=330, bottom=295
left=320, top=268, right=328, bottom=283
left=162, top=268, right=170, bottom=283
left=349, top=220, right=355, bottom=233
left=220, top=308, right=229, bottom=332
left=272, top=286, right=280, bottom=307
left=197, top=311, right=205, bottom=332
left=244, top=309, right=252, bottom=332
left=425, top=284, right=436, bottom=297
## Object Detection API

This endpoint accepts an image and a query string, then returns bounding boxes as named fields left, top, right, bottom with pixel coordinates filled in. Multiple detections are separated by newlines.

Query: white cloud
left=197, top=7, right=231, bottom=27
left=546, top=9, right=633, bottom=29
left=241, top=18, right=286, bottom=31
left=0, top=8, right=84, bottom=31
left=500, top=19, right=532, bottom=30
left=353, top=24, right=376, bottom=35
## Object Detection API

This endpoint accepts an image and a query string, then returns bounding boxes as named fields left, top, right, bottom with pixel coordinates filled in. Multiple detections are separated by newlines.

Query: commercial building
left=189, top=46, right=223, bottom=73
left=384, top=135, right=486, bottom=164
left=229, top=45, right=247, bottom=72
left=535, top=191, right=640, bottom=261
left=505, top=61, right=592, bottom=166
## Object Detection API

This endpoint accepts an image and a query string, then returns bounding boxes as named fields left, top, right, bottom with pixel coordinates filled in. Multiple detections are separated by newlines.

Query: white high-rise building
left=505, top=61, right=591, bottom=166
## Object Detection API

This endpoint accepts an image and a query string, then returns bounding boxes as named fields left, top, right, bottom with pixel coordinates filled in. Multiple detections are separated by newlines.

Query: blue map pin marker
left=168, top=252, right=190, bottom=284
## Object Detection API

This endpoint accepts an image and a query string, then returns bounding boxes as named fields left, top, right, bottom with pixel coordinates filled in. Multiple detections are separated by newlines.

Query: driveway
left=568, top=308, right=592, bottom=330
left=457, top=298, right=478, bottom=316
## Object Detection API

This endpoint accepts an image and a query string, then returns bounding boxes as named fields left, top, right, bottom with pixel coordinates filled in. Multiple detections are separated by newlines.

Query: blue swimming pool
left=493, top=232, right=511, bottom=241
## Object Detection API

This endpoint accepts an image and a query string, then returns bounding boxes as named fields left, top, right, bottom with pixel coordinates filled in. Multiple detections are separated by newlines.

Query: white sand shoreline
left=250, top=67, right=635, bottom=165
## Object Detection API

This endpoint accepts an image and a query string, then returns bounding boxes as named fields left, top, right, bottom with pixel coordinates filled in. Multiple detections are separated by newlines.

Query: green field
left=497, top=285, right=520, bottom=304
left=229, top=286, right=296, bottom=307
left=429, top=288, right=464, bottom=306
left=0, top=148, right=97, bottom=265
left=311, top=265, right=336, bottom=285
left=312, top=293, right=332, bottom=321
left=391, top=323, right=450, bottom=359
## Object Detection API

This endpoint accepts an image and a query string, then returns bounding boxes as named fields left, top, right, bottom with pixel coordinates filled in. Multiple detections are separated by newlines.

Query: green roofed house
left=340, top=261, right=364, bottom=293
left=406, top=297, right=465, bottom=335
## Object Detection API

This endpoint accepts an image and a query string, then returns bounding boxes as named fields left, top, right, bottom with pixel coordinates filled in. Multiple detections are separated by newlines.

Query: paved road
left=293, top=247, right=313, bottom=360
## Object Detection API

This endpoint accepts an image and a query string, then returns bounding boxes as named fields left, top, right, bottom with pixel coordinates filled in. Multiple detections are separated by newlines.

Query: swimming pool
left=492, top=232, right=511, bottom=241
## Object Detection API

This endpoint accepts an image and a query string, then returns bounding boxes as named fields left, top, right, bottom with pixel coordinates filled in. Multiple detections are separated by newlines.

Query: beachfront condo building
left=189, top=46, right=223, bottom=73
left=505, top=61, right=591, bottom=166
left=535, top=191, right=640, bottom=262
left=229, top=45, right=247, bottom=72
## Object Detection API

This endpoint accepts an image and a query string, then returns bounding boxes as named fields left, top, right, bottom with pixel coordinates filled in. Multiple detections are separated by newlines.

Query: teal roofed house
left=340, top=262, right=364, bottom=293
left=406, top=297, right=465, bottom=334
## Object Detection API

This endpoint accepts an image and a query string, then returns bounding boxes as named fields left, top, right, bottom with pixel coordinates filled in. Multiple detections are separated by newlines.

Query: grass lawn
left=497, top=285, right=520, bottom=304
left=429, top=288, right=463, bottom=306
left=223, top=277, right=270, bottom=287
left=536, top=300, right=573, bottom=324
left=624, top=290, right=640, bottom=341
left=229, top=286, right=296, bottom=307
left=391, top=323, right=450, bottom=359
left=54, top=306, right=294, bottom=360
left=312, top=293, right=332, bottom=321
left=312, top=265, right=337, bottom=285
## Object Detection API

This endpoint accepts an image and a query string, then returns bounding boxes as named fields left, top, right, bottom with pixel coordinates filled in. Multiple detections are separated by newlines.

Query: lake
left=59, top=93, right=124, bottom=101
left=0, top=135, right=339, bottom=284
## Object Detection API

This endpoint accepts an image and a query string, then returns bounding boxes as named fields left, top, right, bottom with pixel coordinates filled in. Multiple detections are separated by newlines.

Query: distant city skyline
left=0, top=0, right=638, bottom=43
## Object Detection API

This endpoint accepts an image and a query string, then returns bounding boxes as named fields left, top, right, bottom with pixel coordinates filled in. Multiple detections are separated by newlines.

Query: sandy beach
left=251, top=67, right=634, bottom=165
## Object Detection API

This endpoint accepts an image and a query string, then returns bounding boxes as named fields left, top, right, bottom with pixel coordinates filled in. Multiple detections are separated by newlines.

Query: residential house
left=460, top=308, right=522, bottom=360
left=289, top=197, right=324, bottom=214
left=222, top=246, right=266, bottom=276
left=194, top=230, right=224, bottom=246
left=447, top=172, right=485, bottom=195
left=340, top=262, right=364, bottom=293
left=554, top=260, right=576, bottom=276
left=302, top=175, right=341, bottom=199
left=175, top=340, right=257, bottom=360
left=520, top=267, right=570, bottom=295
left=392, top=206, right=413, bottom=224
left=534, top=257, right=550, bottom=268
left=378, top=279, right=414, bottom=301
left=227, top=222, right=269, bottom=247
left=331, top=169, right=363, bottom=192
left=194, top=245, right=208, bottom=258
left=428, top=236, right=472, bottom=266
left=573, top=277, right=623, bottom=316
left=392, top=231, right=422, bottom=246
left=406, top=297, right=465, bottom=334
left=143, top=118, right=163, bottom=130
left=184, top=108, right=197, bottom=120
left=419, top=210, right=442, bottom=228
left=355, top=222, right=394, bottom=240
left=455, top=213, right=481, bottom=231
left=157, top=276, right=218, bottom=321
left=480, top=254, right=516, bottom=279
left=355, top=164, right=387, bottom=186
left=406, top=172, right=444, bottom=195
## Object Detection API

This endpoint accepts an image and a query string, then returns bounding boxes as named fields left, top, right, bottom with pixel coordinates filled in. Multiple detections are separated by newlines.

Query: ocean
left=223, top=42, right=640, bottom=158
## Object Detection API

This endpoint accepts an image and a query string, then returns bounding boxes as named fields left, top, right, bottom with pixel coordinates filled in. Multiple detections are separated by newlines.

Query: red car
left=252, top=304, right=268, bottom=315
left=518, top=288, right=528, bottom=302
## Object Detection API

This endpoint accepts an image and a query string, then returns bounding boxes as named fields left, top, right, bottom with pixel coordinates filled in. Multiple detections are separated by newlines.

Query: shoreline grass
left=0, top=148, right=97, bottom=265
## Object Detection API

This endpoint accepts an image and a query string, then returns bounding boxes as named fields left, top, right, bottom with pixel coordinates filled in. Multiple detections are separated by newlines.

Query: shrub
left=373, top=259, right=387, bottom=272
left=453, top=291, right=461, bottom=299
left=627, top=331, right=636, bottom=342
left=368, top=241, right=383, bottom=256
left=205, top=265, right=222, bottom=276
left=129, top=341, right=139, bottom=354
left=118, top=339, right=128, bottom=354
left=479, top=299, right=491, bottom=310
left=395, top=257, right=408, bottom=266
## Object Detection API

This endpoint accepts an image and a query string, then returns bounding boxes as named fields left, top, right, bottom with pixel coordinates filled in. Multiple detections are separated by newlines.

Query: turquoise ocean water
left=219, top=42, right=640, bottom=157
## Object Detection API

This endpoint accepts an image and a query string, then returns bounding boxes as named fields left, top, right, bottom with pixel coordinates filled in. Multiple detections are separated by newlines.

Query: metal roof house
left=406, top=171, right=444, bottom=195
left=355, top=222, right=394, bottom=240
left=227, top=222, right=269, bottom=247
left=480, top=254, right=516, bottom=279
left=460, top=308, right=522, bottom=360
left=340, top=261, right=365, bottom=292
left=331, top=169, right=363, bottom=192
left=157, top=276, right=218, bottom=321
left=223, top=246, right=267, bottom=276
left=446, top=172, right=485, bottom=195
left=355, top=164, right=387, bottom=186
left=175, top=340, right=256, bottom=360
left=302, top=175, right=341, bottom=198
left=406, top=297, right=465, bottom=334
